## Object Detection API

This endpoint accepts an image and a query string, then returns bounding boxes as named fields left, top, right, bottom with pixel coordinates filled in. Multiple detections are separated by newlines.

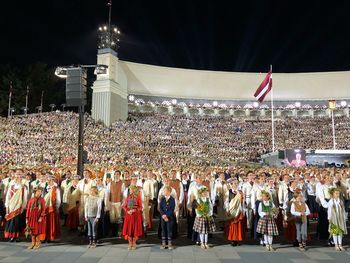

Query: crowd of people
left=1, top=111, right=350, bottom=168
left=0, top=166, right=349, bottom=252
left=0, top=111, right=349, bottom=251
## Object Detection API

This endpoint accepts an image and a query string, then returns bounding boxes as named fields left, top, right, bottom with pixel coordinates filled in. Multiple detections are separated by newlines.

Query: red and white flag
left=254, top=70, right=272, bottom=102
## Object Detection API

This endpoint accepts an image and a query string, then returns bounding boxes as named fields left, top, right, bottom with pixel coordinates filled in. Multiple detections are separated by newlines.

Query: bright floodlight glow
left=171, top=99, right=177, bottom=105
left=129, top=95, right=135, bottom=102
left=212, top=101, right=218, bottom=107
left=54, top=67, right=67, bottom=78
left=340, top=101, right=347, bottom=107
left=103, top=26, right=107, bottom=30
left=253, top=101, right=259, bottom=108
left=295, top=102, right=301, bottom=108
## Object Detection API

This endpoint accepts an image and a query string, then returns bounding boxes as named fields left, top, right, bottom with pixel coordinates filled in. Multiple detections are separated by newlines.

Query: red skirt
left=225, top=213, right=246, bottom=241
left=41, top=211, right=61, bottom=241
left=122, top=211, right=143, bottom=240
left=284, top=220, right=296, bottom=241
left=66, top=207, right=79, bottom=230
left=27, top=208, right=46, bottom=236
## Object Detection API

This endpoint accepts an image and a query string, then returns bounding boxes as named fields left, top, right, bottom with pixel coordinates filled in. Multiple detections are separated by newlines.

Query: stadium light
left=295, top=102, right=301, bottom=108
left=253, top=102, right=259, bottom=108
left=94, top=64, right=108, bottom=75
left=171, top=99, right=177, bottom=105
left=54, top=67, right=68, bottom=78
left=340, top=100, right=347, bottom=107
left=129, top=95, right=135, bottom=102
left=212, top=101, right=218, bottom=107
left=49, top=104, right=56, bottom=112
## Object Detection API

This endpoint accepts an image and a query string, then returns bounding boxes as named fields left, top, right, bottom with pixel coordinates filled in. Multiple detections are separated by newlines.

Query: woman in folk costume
left=213, top=172, right=229, bottom=229
left=283, top=180, right=298, bottom=245
left=290, top=191, right=310, bottom=251
left=62, top=175, right=81, bottom=230
left=327, top=187, right=347, bottom=251
left=95, top=175, right=108, bottom=239
left=42, top=172, right=61, bottom=242
left=122, top=184, right=143, bottom=250
left=193, top=186, right=216, bottom=249
left=26, top=187, right=46, bottom=249
left=225, top=178, right=246, bottom=246
left=256, top=190, right=279, bottom=251
left=251, top=174, right=267, bottom=244
left=4, top=170, right=28, bottom=242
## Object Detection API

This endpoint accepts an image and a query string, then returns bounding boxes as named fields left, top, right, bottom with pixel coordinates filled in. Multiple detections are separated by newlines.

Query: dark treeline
left=0, top=63, right=94, bottom=117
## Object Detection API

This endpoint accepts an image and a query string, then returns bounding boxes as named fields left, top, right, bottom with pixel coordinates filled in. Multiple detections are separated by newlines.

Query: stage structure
left=91, top=1, right=128, bottom=126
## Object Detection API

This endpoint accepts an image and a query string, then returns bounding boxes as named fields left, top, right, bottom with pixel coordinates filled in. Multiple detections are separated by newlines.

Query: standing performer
left=193, top=186, right=216, bottom=249
left=213, top=172, right=229, bottom=230
left=159, top=186, right=176, bottom=249
left=306, top=175, right=318, bottom=220
left=26, top=187, right=46, bottom=249
left=225, top=179, right=246, bottom=246
left=328, top=187, right=347, bottom=251
left=62, top=175, right=81, bottom=230
left=4, top=170, right=28, bottom=242
left=142, top=170, right=155, bottom=230
left=60, top=170, right=72, bottom=226
left=256, top=191, right=279, bottom=251
left=241, top=171, right=254, bottom=230
left=180, top=173, right=191, bottom=218
left=122, top=185, right=143, bottom=250
left=168, top=169, right=184, bottom=221
left=84, top=186, right=102, bottom=248
left=290, top=191, right=310, bottom=251
left=251, top=174, right=267, bottom=244
left=42, top=172, right=61, bottom=242
left=105, top=171, right=124, bottom=236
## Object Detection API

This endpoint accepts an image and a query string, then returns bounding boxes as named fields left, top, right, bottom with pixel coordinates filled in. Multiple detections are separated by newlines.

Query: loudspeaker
left=66, top=67, right=87, bottom=107
left=278, top=150, right=285, bottom=159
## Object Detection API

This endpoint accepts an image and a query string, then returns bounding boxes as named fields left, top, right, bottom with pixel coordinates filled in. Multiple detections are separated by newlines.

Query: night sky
left=1, top=0, right=350, bottom=73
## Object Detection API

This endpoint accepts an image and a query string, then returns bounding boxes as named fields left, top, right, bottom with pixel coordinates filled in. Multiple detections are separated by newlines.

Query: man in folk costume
left=306, top=174, right=318, bottom=220
left=142, top=170, right=156, bottom=230
left=30, top=172, right=46, bottom=197
left=60, top=170, right=73, bottom=226
left=26, top=187, right=46, bottom=249
left=180, top=172, right=191, bottom=218
left=62, top=175, right=81, bottom=230
left=122, top=170, right=132, bottom=189
left=168, top=169, right=184, bottom=222
left=225, top=178, right=246, bottom=246
left=241, top=171, right=255, bottom=230
left=105, top=171, right=124, bottom=236
left=187, top=172, right=205, bottom=243
left=250, top=174, right=267, bottom=243
left=42, top=172, right=61, bottom=242
left=213, top=172, right=229, bottom=229
left=77, top=170, right=95, bottom=233
left=4, top=169, right=28, bottom=242
left=95, top=175, right=108, bottom=239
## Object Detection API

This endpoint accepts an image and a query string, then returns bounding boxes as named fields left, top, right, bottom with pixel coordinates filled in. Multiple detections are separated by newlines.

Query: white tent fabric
left=120, top=61, right=350, bottom=101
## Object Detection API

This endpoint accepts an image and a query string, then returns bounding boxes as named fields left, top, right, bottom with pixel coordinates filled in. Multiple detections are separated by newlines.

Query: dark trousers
left=161, top=217, right=174, bottom=241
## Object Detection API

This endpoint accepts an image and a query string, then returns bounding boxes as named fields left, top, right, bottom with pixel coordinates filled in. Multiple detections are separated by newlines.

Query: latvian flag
left=254, top=70, right=272, bottom=102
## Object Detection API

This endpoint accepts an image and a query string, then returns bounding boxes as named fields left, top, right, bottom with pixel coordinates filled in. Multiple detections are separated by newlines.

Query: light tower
left=92, top=0, right=128, bottom=125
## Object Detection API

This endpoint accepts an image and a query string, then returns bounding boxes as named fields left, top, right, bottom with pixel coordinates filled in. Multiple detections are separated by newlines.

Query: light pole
left=49, top=104, right=56, bottom=112
left=61, top=103, right=66, bottom=111
left=7, top=82, right=13, bottom=118
left=25, top=85, right=29, bottom=116
left=329, top=100, right=336, bottom=150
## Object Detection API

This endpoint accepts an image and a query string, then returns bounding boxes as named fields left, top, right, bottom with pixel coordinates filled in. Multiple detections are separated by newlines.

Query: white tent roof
left=120, top=61, right=350, bottom=100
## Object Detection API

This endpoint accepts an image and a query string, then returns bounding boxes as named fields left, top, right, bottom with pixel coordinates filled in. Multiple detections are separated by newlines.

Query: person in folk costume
left=225, top=178, right=246, bottom=246
left=241, top=171, right=255, bottom=231
left=122, top=184, right=143, bottom=250
left=316, top=174, right=334, bottom=244
left=187, top=172, right=205, bottom=243
left=77, top=169, right=95, bottom=234
left=95, top=175, right=108, bottom=240
left=122, top=170, right=132, bottom=189
left=193, top=186, right=215, bottom=249
left=213, top=172, right=229, bottom=230
left=60, top=170, right=73, bottom=227
left=62, top=175, right=81, bottom=231
left=278, top=174, right=290, bottom=227
left=105, top=171, right=124, bottom=237
left=4, top=169, right=28, bottom=242
left=142, top=170, right=156, bottom=230
left=159, top=185, right=176, bottom=249
left=168, top=169, right=184, bottom=223
left=3, top=169, right=16, bottom=202
left=306, top=175, right=319, bottom=221
left=26, top=187, right=46, bottom=249
left=157, top=177, right=178, bottom=241
left=337, top=172, right=350, bottom=220
left=180, top=172, right=191, bottom=218
left=42, top=172, right=61, bottom=242
left=327, top=187, right=347, bottom=251
left=251, top=174, right=267, bottom=244
left=256, top=190, right=279, bottom=251
left=290, top=191, right=310, bottom=251
left=30, top=172, right=45, bottom=196
left=151, top=172, right=159, bottom=219
left=84, top=186, right=102, bottom=248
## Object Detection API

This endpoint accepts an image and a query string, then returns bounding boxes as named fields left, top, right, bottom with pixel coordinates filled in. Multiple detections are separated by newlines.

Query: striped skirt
left=256, top=216, right=279, bottom=236
left=193, top=216, right=216, bottom=234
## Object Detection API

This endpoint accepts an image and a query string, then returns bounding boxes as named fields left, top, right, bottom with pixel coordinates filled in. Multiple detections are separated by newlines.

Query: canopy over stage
left=120, top=61, right=350, bottom=101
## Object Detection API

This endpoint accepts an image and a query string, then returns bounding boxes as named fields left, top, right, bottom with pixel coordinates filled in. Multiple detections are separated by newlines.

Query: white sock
left=333, top=235, right=338, bottom=245
left=199, top=234, right=204, bottom=244
left=268, top=236, right=273, bottom=245
left=264, top=235, right=268, bottom=245
left=338, top=235, right=342, bottom=245
left=204, top=234, right=208, bottom=244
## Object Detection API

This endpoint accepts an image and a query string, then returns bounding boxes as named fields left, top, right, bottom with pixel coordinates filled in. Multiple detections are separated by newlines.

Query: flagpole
left=270, top=65, right=275, bottom=152
left=8, top=81, right=12, bottom=118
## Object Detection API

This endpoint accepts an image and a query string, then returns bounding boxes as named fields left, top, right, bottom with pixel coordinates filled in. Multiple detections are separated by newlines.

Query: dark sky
left=1, top=0, right=350, bottom=73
